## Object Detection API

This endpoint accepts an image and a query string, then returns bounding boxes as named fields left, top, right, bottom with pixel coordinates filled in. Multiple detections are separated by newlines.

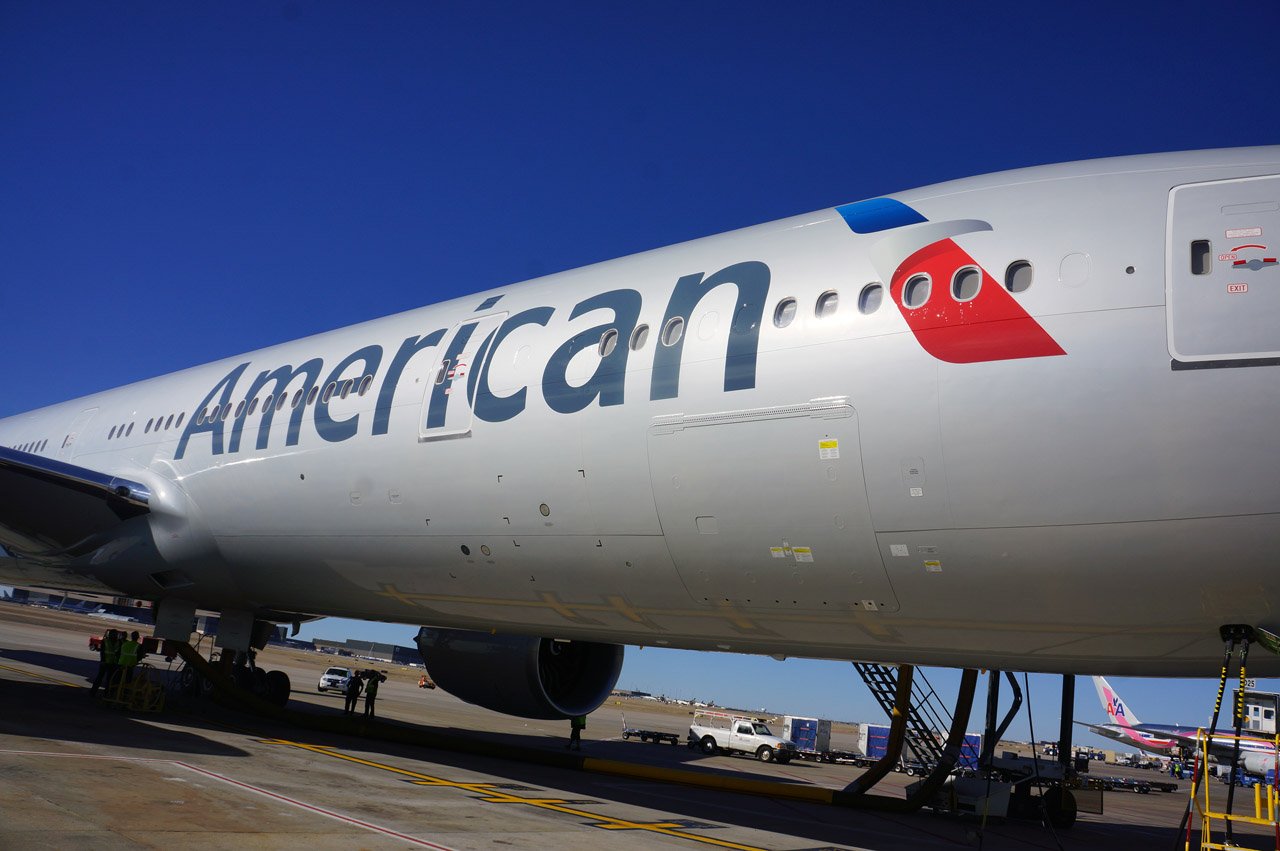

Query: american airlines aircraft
left=3, top=147, right=1280, bottom=720
left=1080, top=676, right=1182, bottom=756
left=1084, top=676, right=1278, bottom=777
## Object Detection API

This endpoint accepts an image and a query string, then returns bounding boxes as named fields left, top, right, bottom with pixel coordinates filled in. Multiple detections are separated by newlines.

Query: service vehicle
left=688, top=710, right=796, bottom=763
left=621, top=715, right=680, bottom=745
left=317, top=666, right=354, bottom=693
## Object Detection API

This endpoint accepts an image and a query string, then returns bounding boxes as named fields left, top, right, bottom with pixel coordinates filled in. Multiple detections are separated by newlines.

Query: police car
left=317, top=666, right=354, bottom=693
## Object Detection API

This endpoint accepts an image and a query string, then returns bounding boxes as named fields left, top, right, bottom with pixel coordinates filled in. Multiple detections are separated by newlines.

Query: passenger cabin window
left=292, top=389, right=305, bottom=409
left=358, top=375, right=373, bottom=396
left=731, top=302, right=757, bottom=333
left=1005, top=260, right=1033, bottom=293
left=306, top=386, right=319, bottom=406
left=773, top=297, right=797, bottom=328
left=145, top=418, right=154, bottom=433
left=629, top=324, right=649, bottom=351
left=598, top=329, right=618, bottom=358
left=247, top=398, right=259, bottom=416
left=815, top=290, right=839, bottom=319
left=661, top=317, right=684, bottom=347
left=858, top=283, right=883, bottom=314
left=340, top=379, right=354, bottom=399
left=903, top=274, right=931, bottom=308
left=952, top=266, right=981, bottom=301
left=173, top=413, right=182, bottom=428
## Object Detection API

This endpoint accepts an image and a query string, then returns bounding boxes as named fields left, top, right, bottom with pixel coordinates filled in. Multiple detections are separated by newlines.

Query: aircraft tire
left=231, top=666, right=254, bottom=693
left=179, top=666, right=201, bottom=697
left=265, top=670, right=291, bottom=707
left=250, top=666, right=269, bottom=696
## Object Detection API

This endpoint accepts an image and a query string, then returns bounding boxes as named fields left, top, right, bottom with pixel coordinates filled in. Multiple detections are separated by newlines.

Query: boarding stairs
left=853, top=662, right=951, bottom=769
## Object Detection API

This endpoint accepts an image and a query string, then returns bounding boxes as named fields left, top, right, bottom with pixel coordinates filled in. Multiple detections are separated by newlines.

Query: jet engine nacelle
left=1238, top=751, right=1276, bottom=777
left=414, top=627, right=624, bottom=720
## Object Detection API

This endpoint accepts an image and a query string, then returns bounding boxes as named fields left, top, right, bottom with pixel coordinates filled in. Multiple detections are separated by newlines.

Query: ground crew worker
left=343, top=671, right=363, bottom=715
left=364, top=671, right=382, bottom=718
left=567, top=714, right=586, bottom=750
left=90, top=629, right=122, bottom=696
left=118, top=631, right=142, bottom=684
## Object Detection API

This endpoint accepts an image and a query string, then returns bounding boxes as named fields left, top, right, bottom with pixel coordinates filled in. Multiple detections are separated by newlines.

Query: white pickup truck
left=688, top=711, right=796, bottom=764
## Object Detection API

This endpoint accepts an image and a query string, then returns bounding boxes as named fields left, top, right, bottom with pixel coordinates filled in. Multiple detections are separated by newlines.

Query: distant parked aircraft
left=1083, top=676, right=1278, bottom=776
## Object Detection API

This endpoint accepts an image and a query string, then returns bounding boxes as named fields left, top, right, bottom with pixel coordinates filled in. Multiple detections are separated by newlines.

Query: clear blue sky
left=5, top=2, right=1280, bottom=746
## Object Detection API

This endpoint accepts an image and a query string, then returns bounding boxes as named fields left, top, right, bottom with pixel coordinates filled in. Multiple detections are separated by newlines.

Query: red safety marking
left=1231, top=244, right=1268, bottom=252
left=889, top=240, right=1066, bottom=364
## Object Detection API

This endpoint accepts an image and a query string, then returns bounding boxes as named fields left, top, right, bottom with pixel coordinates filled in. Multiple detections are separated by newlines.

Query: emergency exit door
left=1168, top=174, right=1280, bottom=363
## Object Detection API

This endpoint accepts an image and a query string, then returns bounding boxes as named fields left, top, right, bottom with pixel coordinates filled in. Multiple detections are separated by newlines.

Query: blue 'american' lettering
left=175, top=261, right=770, bottom=460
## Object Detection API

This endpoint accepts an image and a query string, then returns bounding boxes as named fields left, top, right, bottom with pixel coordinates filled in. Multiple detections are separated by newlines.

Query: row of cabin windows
left=108, top=413, right=183, bottom=440
left=577, top=259, right=1036, bottom=354
left=145, top=412, right=185, bottom=434
left=195, top=374, right=375, bottom=425
left=770, top=259, right=1034, bottom=329
left=10, top=438, right=49, bottom=453
left=89, top=259, right=1040, bottom=443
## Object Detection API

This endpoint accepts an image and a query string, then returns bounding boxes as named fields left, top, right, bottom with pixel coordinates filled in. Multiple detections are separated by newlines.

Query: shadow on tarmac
left=0, top=643, right=1243, bottom=850
left=177, top=684, right=1206, bottom=850
left=0, top=673, right=250, bottom=759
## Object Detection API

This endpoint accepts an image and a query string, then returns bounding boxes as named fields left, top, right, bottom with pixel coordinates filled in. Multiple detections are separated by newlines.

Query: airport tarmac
left=2, top=604, right=1275, bottom=850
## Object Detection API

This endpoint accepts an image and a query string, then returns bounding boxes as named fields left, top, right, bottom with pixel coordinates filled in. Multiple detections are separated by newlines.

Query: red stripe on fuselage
left=890, top=240, right=1066, bottom=364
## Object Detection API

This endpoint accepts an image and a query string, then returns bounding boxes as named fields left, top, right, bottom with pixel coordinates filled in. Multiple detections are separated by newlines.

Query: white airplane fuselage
left=4, top=147, right=1280, bottom=677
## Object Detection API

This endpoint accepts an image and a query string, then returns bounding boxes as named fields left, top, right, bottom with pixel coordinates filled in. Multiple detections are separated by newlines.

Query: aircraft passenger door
left=419, top=312, right=508, bottom=441
left=1168, top=174, right=1280, bottom=363
left=647, top=398, right=900, bottom=613
left=58, top=407, right=98, bottom=460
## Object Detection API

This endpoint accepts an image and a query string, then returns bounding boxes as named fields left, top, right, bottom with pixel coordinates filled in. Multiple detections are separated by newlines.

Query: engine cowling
left=415, top=627, right=624, bottom=720
left=1239, top=751, right=1275, bottom=777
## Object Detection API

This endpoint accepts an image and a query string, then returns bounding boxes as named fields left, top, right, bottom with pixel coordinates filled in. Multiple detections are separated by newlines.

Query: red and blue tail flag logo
left=837, top=198, right=1065, bottom=364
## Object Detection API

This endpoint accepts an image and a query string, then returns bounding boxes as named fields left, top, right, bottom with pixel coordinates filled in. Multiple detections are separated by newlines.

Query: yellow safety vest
left=103, top=637, right=122, bottom=665
left=119, top=640, right=140, bottom=667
